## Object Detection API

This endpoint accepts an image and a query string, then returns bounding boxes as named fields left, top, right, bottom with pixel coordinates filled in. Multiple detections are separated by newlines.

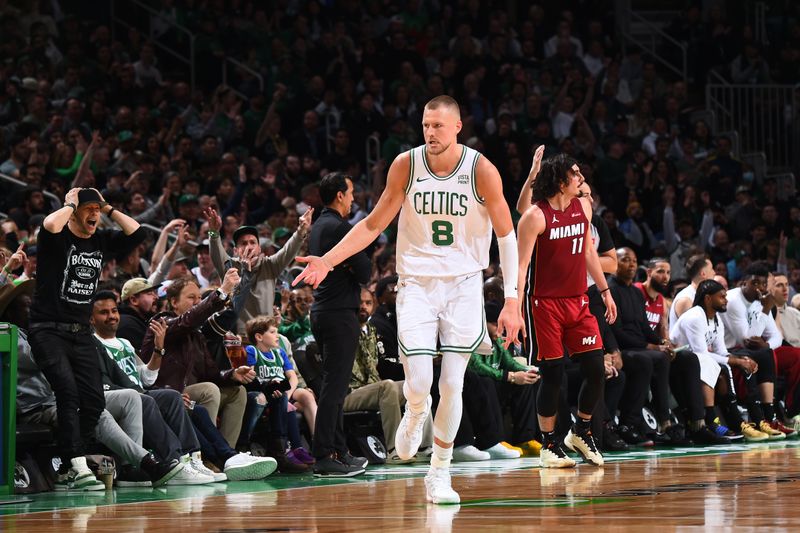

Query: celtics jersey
left=396, top=144, right=492, bottom=277
left=245, top=345, right=293, bottom=383
left=95, top=334, right=143, bottom=388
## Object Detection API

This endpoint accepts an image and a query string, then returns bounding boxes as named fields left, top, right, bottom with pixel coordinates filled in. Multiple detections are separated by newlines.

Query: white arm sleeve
left=497, top=230, right=519, bottom=299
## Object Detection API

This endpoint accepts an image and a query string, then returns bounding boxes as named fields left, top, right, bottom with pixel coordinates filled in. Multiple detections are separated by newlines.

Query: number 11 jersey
left=526, top=197, right=589, bottom=298
left=396, top=144, right=491, bottom=277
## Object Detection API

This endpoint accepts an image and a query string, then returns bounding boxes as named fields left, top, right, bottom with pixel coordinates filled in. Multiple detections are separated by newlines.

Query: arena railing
left=365, top=134, right=381, bottom=189
left=617, top=4, right=688, bottom=82
left=706, top=83, right=800, bottom=174
left=110, top=0, right=197, bottom=90
left=222, top=57, right=264, bottom=102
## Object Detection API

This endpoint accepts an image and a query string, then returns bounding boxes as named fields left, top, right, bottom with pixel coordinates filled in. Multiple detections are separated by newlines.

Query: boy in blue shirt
left=243, top=316, right=314, bottom=472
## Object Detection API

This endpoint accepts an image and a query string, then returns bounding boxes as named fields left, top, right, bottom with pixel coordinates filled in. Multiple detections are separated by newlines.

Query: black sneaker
left=601, top=424, right=630, bottom=452
left=139, top=454, right=183, bottom=487
left=116, top=464, right=153, bottom=487
left=649, top=430, right=672, bottom=445
left=664, top=424, right=692, bottom=446
left=691, top=425, right=732, bottom=445
left=617, top=424, right=655, bottom=447
left=313, top=453, right=365, bottom=477
left=340, top=451, right=368, bottom=469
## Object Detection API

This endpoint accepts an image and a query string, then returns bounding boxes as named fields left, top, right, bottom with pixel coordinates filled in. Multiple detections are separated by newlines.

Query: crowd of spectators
left=2, top=0, right=800, bottom=489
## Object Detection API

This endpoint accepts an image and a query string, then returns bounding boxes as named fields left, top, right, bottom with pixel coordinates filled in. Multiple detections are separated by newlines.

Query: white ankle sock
left=70, top=456, right=91, bottom=474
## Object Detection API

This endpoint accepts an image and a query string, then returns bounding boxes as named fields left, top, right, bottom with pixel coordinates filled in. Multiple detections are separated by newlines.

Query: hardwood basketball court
left=2, top=440, right=799, bottom=531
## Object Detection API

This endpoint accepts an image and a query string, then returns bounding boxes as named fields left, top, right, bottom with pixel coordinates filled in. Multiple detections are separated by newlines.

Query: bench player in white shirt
left=294, top=96, right=523, bottom=504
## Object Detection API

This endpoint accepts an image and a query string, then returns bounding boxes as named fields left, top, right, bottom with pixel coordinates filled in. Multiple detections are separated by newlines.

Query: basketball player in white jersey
left=294, top=96, right=523, bottom=504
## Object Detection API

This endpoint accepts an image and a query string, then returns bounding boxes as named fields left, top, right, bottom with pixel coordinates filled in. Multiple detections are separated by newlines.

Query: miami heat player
left=517, top=154, right=617, bottom=468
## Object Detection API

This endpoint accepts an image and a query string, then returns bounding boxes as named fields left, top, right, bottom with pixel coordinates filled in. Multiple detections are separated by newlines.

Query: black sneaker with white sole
left=313, top=453, right=365, bottom=477
left=116, top=465, right=153, bottom=487
left=140, top=454, right=184, bottom=487
left=340, top=451, right=369, bottom=469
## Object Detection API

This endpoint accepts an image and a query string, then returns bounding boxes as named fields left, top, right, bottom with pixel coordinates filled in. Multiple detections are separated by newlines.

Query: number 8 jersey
left=396, top=144, right=492, bottom=277
left=526, top=197, right=589, bottom=298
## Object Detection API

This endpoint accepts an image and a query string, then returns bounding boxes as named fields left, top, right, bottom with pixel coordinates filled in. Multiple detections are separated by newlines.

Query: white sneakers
left=425, top=466, right=460, bottom=504
left=539, top=445, right=577, bottom=469
left=452, top=445, right=490, bottom=462
left=54, top=457, right=105, bottom=491
left=191, top=452, right=227, bottom=482
left=223, top=452, right=278, bottom=481
left=167, top=455, right=215, bottom=485
left=564, top=430, right=604, bottom=466
left=483, top=443, right=521, bottom=459
left=395, top=395, right=432, bottom=460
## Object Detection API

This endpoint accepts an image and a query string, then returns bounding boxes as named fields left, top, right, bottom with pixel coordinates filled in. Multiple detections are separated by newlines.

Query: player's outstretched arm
left=293, top=152, right=409, bottom=288
left=581, top=197, right=617, bottom=324
left=515, top=145, right=545, bottom=215
left=477, top=156, right=523, bottom=347
left=516, top=205, right=545, bottom=339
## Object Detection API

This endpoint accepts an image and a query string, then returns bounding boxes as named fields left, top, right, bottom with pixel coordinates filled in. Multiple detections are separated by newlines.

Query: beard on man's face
left=650, top=279, right=669, bottom=295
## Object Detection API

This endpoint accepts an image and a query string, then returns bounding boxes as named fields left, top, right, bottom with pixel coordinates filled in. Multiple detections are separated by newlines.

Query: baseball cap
left=233, top=225, right=259, bottom=245
left=77, top=188, right=103, bottom=206
left=121, top=277, right=156, bottom=301
left=272, top=227, right=291, bottom=242
left=178, top=194, right=199, bottom=206
left=117, top=130, right=134, bottom=143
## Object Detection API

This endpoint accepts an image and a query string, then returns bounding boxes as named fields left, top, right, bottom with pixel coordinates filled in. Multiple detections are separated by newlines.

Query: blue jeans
left=241, top=390, right=289, bottom=443
left=189, top=404, right=236, bottom=466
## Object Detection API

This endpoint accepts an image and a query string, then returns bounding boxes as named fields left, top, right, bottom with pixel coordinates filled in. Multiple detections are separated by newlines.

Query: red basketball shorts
left=523, top=294, right=603, bottom=362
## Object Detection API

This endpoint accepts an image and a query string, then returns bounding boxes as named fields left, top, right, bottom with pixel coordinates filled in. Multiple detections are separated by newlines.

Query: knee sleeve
left=577, top=351, right=605, bottom=415
left=432, top=353, right=470, bottom=443
left=402, top=356, right=434, bottom=410
left=536, top=361, right=564, bottom=417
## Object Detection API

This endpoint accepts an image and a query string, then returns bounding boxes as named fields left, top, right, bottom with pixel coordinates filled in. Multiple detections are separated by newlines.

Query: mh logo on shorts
left=581, top=335, right=597, bottom=346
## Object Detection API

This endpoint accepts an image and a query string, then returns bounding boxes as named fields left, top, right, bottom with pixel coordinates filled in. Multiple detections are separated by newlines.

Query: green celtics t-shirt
left=95, top=334, right=143, bottom=388
left=245, top=344, right=294, bottom=384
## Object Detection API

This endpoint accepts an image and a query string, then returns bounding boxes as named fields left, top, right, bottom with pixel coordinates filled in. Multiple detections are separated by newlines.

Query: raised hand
left=292, top=256, right=333, bottom=289
left=221, top=267, right=241, bottom=295
left=529, top=144, right=545, bottom=178
left=149, top=318, right=168, bottom=351
left=203, top=206, right=222, bottom=232
left=298, top=207, right=314, bottom=234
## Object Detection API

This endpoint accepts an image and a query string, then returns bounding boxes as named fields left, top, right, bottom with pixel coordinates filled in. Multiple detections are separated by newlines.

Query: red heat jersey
left=527, top=198, right=589, bottom=298
left=635, top=282, right=664, bottom=331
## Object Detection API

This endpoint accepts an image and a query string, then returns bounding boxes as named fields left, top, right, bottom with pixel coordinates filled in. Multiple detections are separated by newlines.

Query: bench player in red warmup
left=517, top=154, right=617, bottom=468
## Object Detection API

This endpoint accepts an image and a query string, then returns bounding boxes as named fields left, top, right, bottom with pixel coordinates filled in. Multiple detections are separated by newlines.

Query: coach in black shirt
left=307, top=173, right=371, bottom=476
left=29, top=187, right=145, bottom=489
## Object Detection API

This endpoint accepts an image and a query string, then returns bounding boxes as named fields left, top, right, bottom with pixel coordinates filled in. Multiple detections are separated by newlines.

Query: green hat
left=178, top=194, right=199, bottom=206
left=117, top=130, right=134, bottom=142
left=272, top=227, right=291, bottom=242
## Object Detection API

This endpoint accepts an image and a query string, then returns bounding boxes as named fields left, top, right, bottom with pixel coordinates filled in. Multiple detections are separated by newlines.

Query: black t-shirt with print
left=30, top=225, right=146, bottom=325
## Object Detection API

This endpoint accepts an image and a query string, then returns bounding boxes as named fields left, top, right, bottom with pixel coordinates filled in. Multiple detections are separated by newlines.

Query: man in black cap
left=28, top=187, right=145, bottom=490
left=204, top=206, right=313, bottom=334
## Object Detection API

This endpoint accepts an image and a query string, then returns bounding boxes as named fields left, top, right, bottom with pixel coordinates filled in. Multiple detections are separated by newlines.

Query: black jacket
left=608, top=276, right=662, bottom=350
left=117, top=304, right=149, bottom=354
left=309, top=207, right=371, bottom=312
